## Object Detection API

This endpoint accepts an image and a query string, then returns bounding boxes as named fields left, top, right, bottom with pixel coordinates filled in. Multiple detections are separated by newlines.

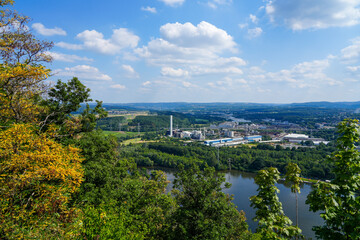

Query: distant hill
left=288, top=101, right=360, bottom=110
left=92, top=101, right=360, bottom=112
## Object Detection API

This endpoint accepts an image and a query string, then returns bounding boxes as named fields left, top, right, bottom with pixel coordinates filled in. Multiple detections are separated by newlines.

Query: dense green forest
left=127, top=111, right=224, bottom=131
left=96, top=116, right=126, bottom=131
left=122, top=141, right=336, bottom=180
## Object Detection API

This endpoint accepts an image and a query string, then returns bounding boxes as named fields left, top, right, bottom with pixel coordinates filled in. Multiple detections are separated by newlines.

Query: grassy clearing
left=102, top=131, right=143, bottom=137
left=121, top=138, right=143, bottom=145
left=107, top=111, right=151, bottom=121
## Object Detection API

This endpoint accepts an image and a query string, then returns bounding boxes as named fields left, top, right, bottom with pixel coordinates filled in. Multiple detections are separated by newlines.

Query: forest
left=1, top=1, right=360, bottom=239
left=126, top=141, right=336, bottom=180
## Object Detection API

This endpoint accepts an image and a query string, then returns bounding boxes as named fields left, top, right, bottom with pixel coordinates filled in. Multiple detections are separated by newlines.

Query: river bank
left=147, top=167, right=323, bottom=239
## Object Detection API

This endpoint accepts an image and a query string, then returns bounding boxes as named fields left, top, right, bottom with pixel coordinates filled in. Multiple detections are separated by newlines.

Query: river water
left=150, top=168, right=323, bottom=239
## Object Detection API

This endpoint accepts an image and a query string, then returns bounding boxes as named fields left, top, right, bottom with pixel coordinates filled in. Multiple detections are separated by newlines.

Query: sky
left=11, top=0, right=360, bottom=103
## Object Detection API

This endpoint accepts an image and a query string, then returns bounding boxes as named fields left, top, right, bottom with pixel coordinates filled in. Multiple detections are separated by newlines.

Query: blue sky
left=12, top=0, right=360, bottom=103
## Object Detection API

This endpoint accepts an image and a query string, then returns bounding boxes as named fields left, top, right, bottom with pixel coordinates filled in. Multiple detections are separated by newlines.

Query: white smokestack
left=170, top=115, right=173, bottom=137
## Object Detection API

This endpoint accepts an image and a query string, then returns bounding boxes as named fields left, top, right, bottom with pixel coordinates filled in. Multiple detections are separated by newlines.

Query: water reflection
left=148, top=167, right=323, bottom=239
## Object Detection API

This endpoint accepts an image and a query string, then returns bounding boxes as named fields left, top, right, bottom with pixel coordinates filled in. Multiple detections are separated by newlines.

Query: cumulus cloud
left=247, top=27, right=263, bottom=39
left=254, top=58, right=341, bottom=88
left=158, top=0, right=185, bottom=7
left=32, top=23, right=66, bottom=36
left=347, top=65, right=360, bottom=72
left=207, top=0, right=232, bottom=9
left=238, top=23, right=248, bottom=29
left=161, top=67, right=189, bottom=77
left=341, top=38, right=360, bottom=63
left=111, top=84, right=126, bottom=89
left=122, top=64, right=139, bottom=78
left=55, top=65, right=112, bottom=81
left=142, top=81, right=151, bottom=86
left=46, top=51, right=93, bottom=62
left=189, top=66, right=243, bottom=75
left=208, top=77, right=247, bottom=89
left=249, top=14, right=258, bottom=24
left=75, top=28, right=139, bottom=55
left=265, top=0, right=360, bottom=30
left=141, top=6, right=157, bottom=13
left=56, top=28, right=139, bottom=55
left=182, top=81, right=193, bottom=87
left=160, top=21, right=236, bottom=52
left=135, top=21, right=245, bottom=81
left=135, top=21, right=239, bottom=65
left=56, top=42, right=83, bottom=50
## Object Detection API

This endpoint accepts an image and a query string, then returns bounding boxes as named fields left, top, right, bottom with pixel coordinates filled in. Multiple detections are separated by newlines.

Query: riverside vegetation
left=1, top=1, right=360, bottom=239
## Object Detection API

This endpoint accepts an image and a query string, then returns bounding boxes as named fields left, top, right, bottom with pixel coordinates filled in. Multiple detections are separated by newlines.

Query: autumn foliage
left=0, top=124, right=84, bottom=238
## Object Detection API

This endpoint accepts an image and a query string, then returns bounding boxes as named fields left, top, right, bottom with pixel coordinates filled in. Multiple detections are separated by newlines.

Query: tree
left=72, top=130, right=175, bottom=239
left=40, top=77, right=107, bottom=136
left=250, top=167, right=301, bottom=239
left=0, top=0, right=52, bottom=125
left=0, top=124, right=84, bottom=239
left=306, top=119, right=360, bottom=239
left=169, top=164, right=251, bottom=240
left=285, top=163, right=302, bottom=237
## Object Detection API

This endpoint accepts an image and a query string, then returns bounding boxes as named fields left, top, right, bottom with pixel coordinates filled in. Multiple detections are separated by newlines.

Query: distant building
left=224, top=130, right=234, bottom=138
left=283, top=133, right=328, bottom=145
left=218, top=122, right=237, bottom=129
left=183, top=131, right=192, bottom=138
left=244, top=135, right=262, bottom=142
left=284, top=134, right=309, bottom=140
left=191, top=130, right=203, bottom=140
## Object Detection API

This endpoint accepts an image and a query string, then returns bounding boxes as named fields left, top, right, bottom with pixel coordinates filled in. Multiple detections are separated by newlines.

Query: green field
left=102, top=131, right=143, bottom=137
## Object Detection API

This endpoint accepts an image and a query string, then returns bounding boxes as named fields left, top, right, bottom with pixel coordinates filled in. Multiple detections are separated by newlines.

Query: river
left=150, top=168, right=323, bottom=239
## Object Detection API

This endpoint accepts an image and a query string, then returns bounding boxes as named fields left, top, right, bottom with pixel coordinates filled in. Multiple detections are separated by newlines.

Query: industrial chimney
left=169, top=115, right=173, bottom=137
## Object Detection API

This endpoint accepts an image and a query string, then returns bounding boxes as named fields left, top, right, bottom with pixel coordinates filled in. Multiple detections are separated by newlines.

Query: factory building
left=224, top=130, right=234, bottom=138
left=204, top=137, right=244, bottom=146
left=171, top=130, right=203, bottom=140
left=244, top=135, right=262, bottom=142
left=283, top=133, right=328, bottom=145
left=218, top=122, right=237, bottom=129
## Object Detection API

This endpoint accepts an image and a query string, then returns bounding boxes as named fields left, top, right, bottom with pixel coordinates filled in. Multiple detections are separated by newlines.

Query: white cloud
left=347, top=65, right=360, bottom=72
left=161, top=67, right=189, bottom=77
left=32, top=23, right=66, bottom=36
left=238, top=23, right=248, bottom=29
left=182, top=81, right=193, bottom=87
left=142, top=81, right=151, bottom=86
left=256, top=57, right=341, bottom=88
left=207, top=0, right=232, bottom=9
left=75, top=28, right=140, bottom=55
left=265, top=0, right=360, bottom=30
left=341, top=38, right=360, bottom=63
left=158, top=0, right=185, bottom=7
left=111, top=84, right=126, bottom=89
left=189, top=66, right=243, bottom=75
left=46, top=51, right=93, bottom=62
left=122, top=64, right=139, bottom=78
left=56, top=42, right=83, bottom=50
left=160, top=21, right=236, bottom=52
left=141, top=6, right=157, bottom=13
left=208, top=77, right=247, bottom=89
left=136, top=21, right=246, bottom=87
left=249, top=14, right=258, bottom=24
left=247, top=27, right=263, bottom=39
left=55, top=65, right=112, bottom=81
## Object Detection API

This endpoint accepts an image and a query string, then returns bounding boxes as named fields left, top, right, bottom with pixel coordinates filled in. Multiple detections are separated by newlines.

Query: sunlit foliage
left=250, top=167, right=301, bottom=239
left=306, top=119, right=360, bottom=239
left=0, top=0, right=52, bottom=125
left=0, top=124, right=84, bottom=239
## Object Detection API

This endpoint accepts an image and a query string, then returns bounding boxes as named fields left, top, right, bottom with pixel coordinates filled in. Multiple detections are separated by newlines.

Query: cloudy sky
left=14, top=0, right=360, bottom=103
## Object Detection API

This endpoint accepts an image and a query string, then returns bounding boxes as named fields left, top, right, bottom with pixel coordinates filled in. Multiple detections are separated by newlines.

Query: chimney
left=170, top=115, right=173, bottom=137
